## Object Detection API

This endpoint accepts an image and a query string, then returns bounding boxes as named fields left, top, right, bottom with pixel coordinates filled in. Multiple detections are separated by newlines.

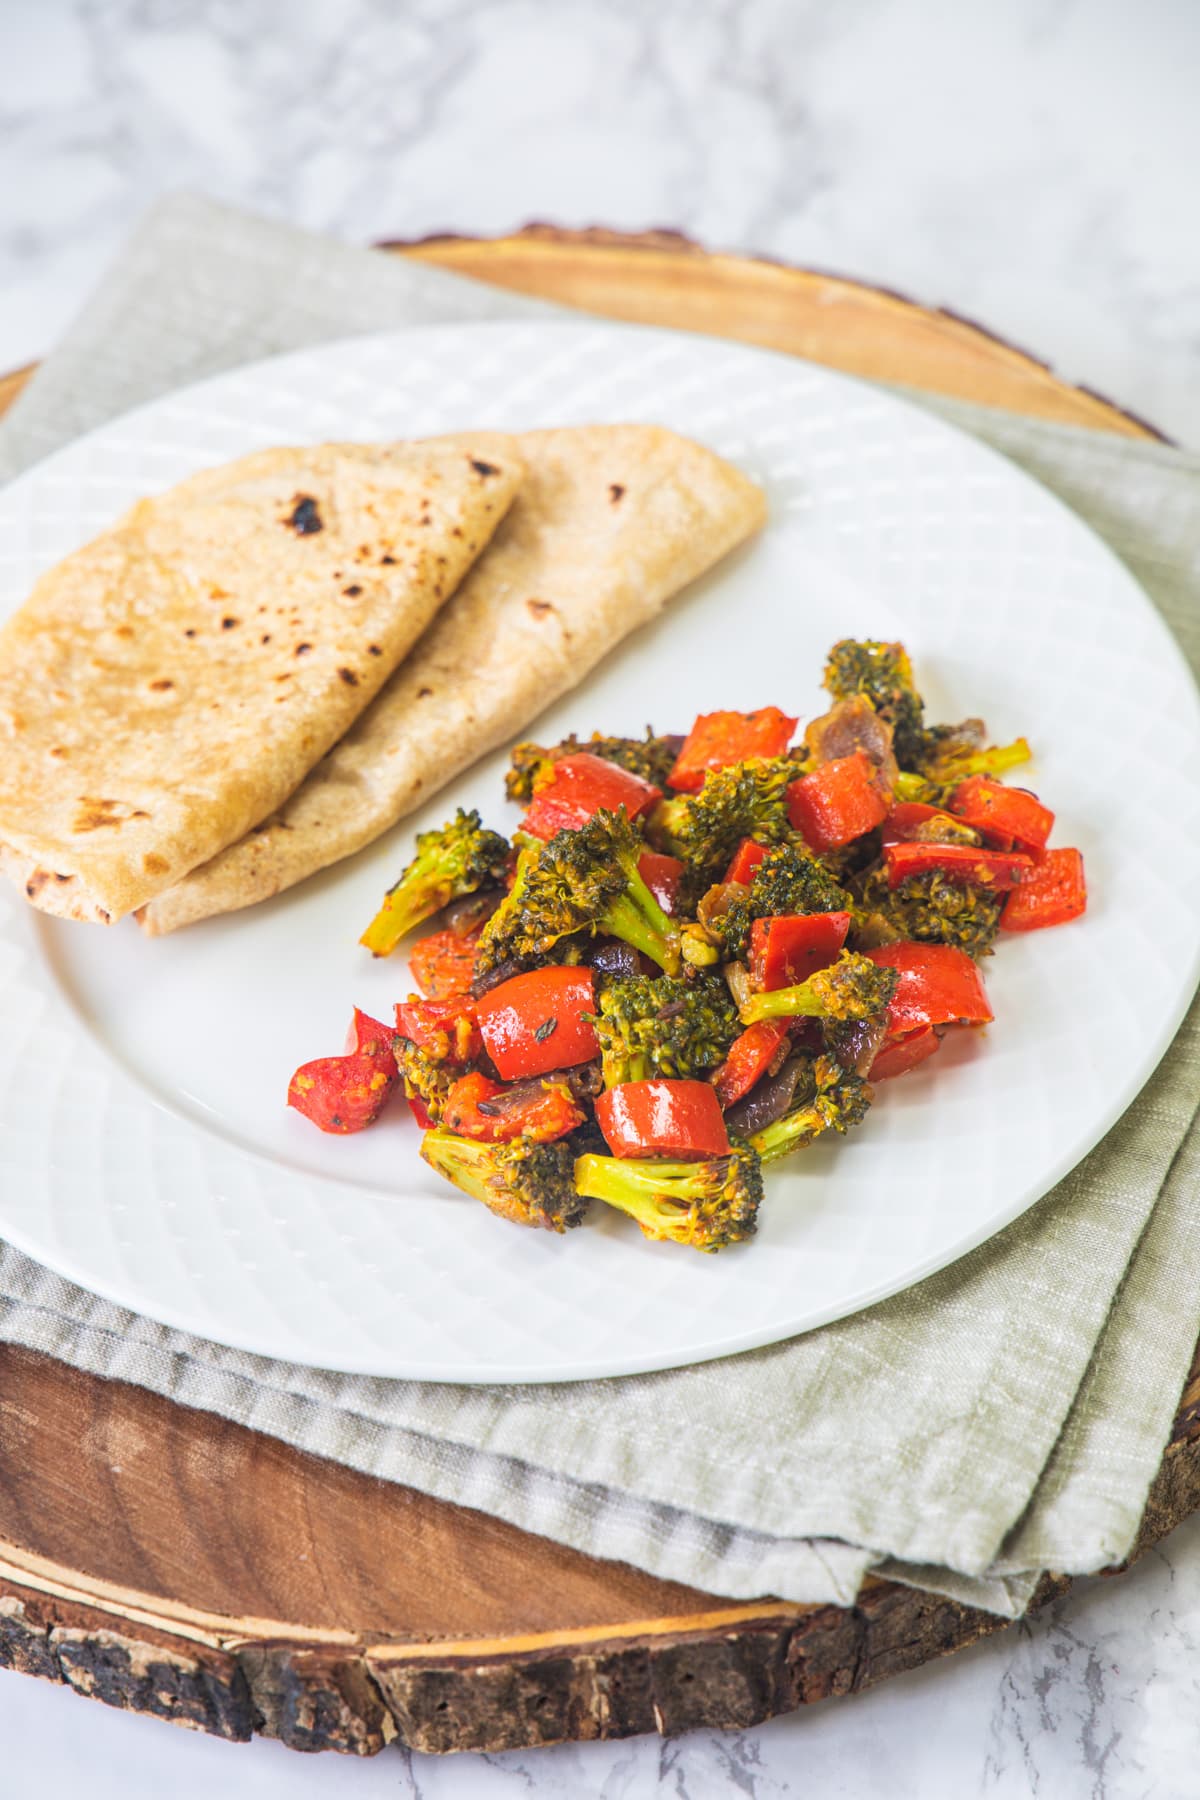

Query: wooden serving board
left=0, top=228, right=1191, bottom=1758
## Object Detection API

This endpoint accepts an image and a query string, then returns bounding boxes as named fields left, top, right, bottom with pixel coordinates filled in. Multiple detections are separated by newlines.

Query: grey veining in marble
left=1, top=1, right=1198, bottom=1794
left=1, top=0, right=1198, bottom=443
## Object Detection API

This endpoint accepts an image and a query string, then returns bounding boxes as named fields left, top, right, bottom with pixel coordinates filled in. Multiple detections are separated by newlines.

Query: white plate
left=0, top=321, right=1197, bottom=1383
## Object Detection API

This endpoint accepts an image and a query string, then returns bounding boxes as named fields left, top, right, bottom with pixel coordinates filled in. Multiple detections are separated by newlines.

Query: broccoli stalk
left=474, top=807, right=681, bottom=977
left=421, top=1128, right=587, bottom=1232
left=748, top=1057, right=873, bottom=1163
left=739, top=950, right=898, bottom=1026
left=591, top=972, right=739, bottom=1087
left=574, top=1146, right=763, bottom=1251
left=392, top=1034, right=455, bottom=1123
left=360, top=809, right=510, bottom=957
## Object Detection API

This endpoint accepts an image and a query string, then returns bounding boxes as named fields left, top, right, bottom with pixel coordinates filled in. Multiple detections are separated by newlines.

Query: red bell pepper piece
left=949, top=777, right=1054, bottom=854
left=787, top=752, right=889, bottom=851
left=409, top=927, right=481, bottom=999
left=475, top=966, right=600, bottom=1080
left=723, top=837, right=771, bottom=886
left=883, top=802, right=967, bottom=846
left=1001, top=848, right=1087, bottom=932
left=395, top=995, right=483, bottom=1064
left=667, top=707, right=798, bottom=792
left=521, top=752, right=661, bottom=840
left=863, top=942, right=993, bottom=1031
left=638, top=851, right=685, bottom=915
left=406, top=1091, right=434, bottom=1130
left=712, top=1021, right=791, bottom=1109
left=290, top=1006, right=400, bottom=1133
left=750, top=911, right=851, bottom=989
left=595, top=1079, right=731, bottom=1159
left=442, top=1070, right=585, bottom=1144
left=870, top=1025, right=941, bottom=1081
left=344, top=1007, right=395, bottom=1060
left=883, top=842, right=1034, bottom=891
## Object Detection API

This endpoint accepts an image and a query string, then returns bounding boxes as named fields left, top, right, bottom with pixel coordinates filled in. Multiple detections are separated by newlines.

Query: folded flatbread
left=138, top=425, right=766, bottom=936
left=0, top=436, right=523, bottom=922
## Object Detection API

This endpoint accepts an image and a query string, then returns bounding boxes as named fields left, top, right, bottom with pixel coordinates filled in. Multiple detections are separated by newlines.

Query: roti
left=0, top=436, right=523, bottom=922
left=138, top=424, right=766, bottom=935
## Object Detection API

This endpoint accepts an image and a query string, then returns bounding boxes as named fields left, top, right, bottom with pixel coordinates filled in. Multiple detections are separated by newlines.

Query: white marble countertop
left=1, top=1, right=1198, bottom=1794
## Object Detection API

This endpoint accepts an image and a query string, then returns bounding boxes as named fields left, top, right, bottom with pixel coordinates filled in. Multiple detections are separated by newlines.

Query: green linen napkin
left=1, top=195, right=1197, bottom=1617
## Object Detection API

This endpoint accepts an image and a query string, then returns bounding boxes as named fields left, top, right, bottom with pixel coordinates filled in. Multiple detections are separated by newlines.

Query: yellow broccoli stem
left=739, top=986, right=827, bottom=1024
left=575, top=1153, right=706, bottom=1217
left=359, top=888, right=431, bottom=957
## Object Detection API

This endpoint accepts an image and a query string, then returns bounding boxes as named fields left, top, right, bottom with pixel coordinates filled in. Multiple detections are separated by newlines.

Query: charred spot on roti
left=25, top=871, right=50, bottom=898
left=343, top=584, right=362, bottom=597
left=49, top=747, right=66, bottom=759
left=72, top=797, right=148, bottom=833
left=149, top=679, right=174, bottom=692
left=526, top=598, right=553, bottom=618
left=417, top=687, right=433, bottom=699
left=338, top=667, right=359, bottom=686
left=184, top=628, right=197, bottom=638
left=609, top=483, right=625, bottom=503
left=221, top=617, right=239, bottom=630
left=295, top=643, right=312, bottom=656
left=367, top=644, right=382, bottom=656
left=470, top=459, right=500, bottom=478
left=115, top=624, right=134, bottom=640
left=287, top=495, right=323, bottom=535
left=380, top=553, right=396, bottom=564
left=142, top=853, right=169, bottom=876
left=260, top=633, right=271, bottom=645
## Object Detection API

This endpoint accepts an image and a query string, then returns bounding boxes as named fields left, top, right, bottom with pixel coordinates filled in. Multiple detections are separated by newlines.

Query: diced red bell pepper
left=787, top=752, right=889, bottom=851
left=442, top=1070, right=585, bottom=1144
left=1001, top=848, right=1087, bottom=932
left=870, top=1025, right=941, bottom=1081
left=344, top=1007, right=396, bottom=1061
left=723, top=837, right=771, bottom=886
left=712, top=1021, right=791, bottom=1109
left=409, top=927, right=481, bottom=999
left=883, top=841, right=1034, bottom=891
left=395, top=995, right=483, bottom=1064
left=288, top=1050, right=398, bottom=1134
left=949, top=777, right=1054, bottom=854
left=595, top=1079, right=731, bottom=1159
left=883, top=802, right=967, bottom=846
left=638, top=851, right=685, bottom=915
left=521, top=752, right=661, bottom=839
left=667, top=707, right=798, bottom=792
left=863, top=942, right=993, bottom=1031
left=750, top=911, right=851, bottom=989
left=475, top=965, right=600, bottom=1080
left=406, top=1091, right=435, bottom=1130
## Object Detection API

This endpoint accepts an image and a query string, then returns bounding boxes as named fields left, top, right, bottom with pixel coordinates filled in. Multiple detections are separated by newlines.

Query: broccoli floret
left=574, top=1147, right=763, bottom=1251
left=747, top=1055, right=873, bottom=1163
left=649, top=760, right=797, bottom=903
left=824, top=639, right=925, bottom=768
left=505, top=730, right=682, bottom=802
left=739, top=950, right=898, bottom=1026
left=474, top=807, right=680, bottom=977
left=361, top=809, right=510, bottom=957
left=683, top=845, right=853, bottom=967
left=392, top=1034, right=456, bottom=1124
left=591, top=972, right=739, bottom=1087
left=421, top=1128, right=587, bottom=1231
left=856, top=865, right=1003, bottom=960
left=906, top=720, right=1033, bottom=793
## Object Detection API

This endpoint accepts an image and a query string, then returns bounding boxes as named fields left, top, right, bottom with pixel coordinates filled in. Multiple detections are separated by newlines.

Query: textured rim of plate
left=0, top=317, right=1197, bottom=1382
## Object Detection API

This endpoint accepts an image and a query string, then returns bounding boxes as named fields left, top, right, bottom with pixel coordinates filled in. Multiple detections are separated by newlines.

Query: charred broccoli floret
left=421, top=1128, right=587, bottom=1232
left=574, top=1146, right=763, bottom=1251
left=739, top=950, right=898, bottom=1026
left=856, top=865, right=1003, bottom=960
left=684, top=844, right=853, bottom=967
left=361, top=809, right=510, bottom=956
left=505, top=729, right=682, bottom=802
left=591, top=972, right=739, bottom=1087
left=650, top=760, right=797, bottom=903
left=392, top=1034, right=456, bottom=1124
left=474, top=807, right=680, bottom=977
left=746, top=1055, right=873, bottom=1163
left=824, top=639, right=925, bottom=768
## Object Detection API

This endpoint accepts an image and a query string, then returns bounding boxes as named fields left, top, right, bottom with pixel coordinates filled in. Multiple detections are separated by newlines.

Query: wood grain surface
left=0, top=227, right=1189, bottom=1759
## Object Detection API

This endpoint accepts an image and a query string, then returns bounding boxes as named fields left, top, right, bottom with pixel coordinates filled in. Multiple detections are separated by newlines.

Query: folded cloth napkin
left=1, top=195, right=1198, bottom=1618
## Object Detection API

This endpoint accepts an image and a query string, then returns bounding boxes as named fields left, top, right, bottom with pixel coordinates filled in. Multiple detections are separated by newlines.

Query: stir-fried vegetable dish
left=287, top=640, right=1087, bottom=1251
